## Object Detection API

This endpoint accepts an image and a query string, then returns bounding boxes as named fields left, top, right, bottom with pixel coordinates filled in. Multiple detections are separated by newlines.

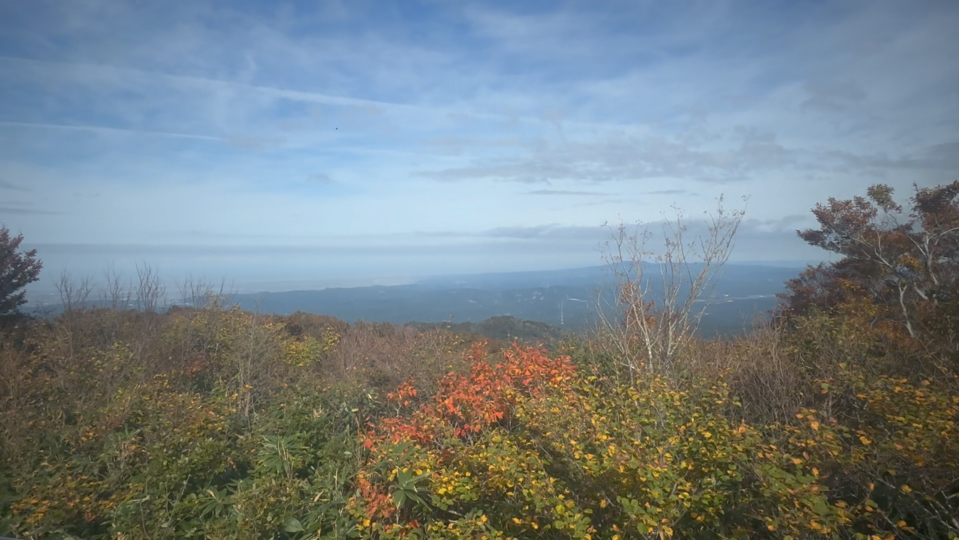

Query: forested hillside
left=1, top=183, right=958, bottom=539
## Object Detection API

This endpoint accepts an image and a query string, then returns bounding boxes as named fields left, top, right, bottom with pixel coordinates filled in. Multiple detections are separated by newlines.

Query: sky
left=2, top=0, right=958, bottom=294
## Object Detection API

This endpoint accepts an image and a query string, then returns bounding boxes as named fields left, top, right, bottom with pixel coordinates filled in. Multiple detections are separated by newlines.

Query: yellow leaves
left=859, top=435, right=872, bottom=445
left=900, top=484, right=913, bottom=494
left=349, top=364, right=861, bottom=538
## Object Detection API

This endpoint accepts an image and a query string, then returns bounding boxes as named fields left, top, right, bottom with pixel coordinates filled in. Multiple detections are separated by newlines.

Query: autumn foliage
left=782, top=181, right=959, bottom=359
left=2, top=183, right=959, bottom=539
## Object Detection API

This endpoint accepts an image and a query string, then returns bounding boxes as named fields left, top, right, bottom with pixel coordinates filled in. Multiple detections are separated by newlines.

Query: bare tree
left=599, top=196, right=746, bottom=378
left=176, top=275, right=231, bottom=309
left=56, top=271, right=93, bottom=314
left=98, top=266, right=132, bottom=310
left=134, top=263, right=166, bottom=312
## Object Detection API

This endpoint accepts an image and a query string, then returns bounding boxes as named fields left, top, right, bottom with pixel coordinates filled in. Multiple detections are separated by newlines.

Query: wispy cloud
left=417, top=130, right=797, bottom=184
left=2, top=1, right=957, bottom=287
left=0, top=205, right=59, bottom=215
left=644, top=189, right=688, bottom=196
left=800, top=79, right=867, bottom=113
left=526, top=189, right=606, bottom=196
left=485, top=224, right=603, bottom=242
left=0, top=179, right=29, bottom=191
left=0, top=120, right=222, bottom=141
left=307, top=173, right=337, bottom=184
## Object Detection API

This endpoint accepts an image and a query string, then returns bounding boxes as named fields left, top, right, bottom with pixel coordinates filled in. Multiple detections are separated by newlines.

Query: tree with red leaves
left=0, top=225, right=42, bottom=315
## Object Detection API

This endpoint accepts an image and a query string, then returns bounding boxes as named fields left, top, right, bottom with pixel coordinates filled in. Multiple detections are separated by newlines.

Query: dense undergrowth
left=0, top=290, right=957, bottom=539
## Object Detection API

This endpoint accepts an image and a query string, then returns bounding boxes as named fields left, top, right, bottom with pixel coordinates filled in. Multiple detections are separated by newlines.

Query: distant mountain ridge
left=226, top=263, right=805, bottom=336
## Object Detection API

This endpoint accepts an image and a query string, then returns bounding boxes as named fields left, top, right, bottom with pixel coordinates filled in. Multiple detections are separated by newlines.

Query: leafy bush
left=353, top=343, right=846, bottom=539
left=779, top=364, right=959, bottom=538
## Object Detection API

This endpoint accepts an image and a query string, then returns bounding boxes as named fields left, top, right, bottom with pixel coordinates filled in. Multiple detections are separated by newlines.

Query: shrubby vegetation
left=0, top=300, right=478, bottom=539
left=1, top=183, right=958, bottom=539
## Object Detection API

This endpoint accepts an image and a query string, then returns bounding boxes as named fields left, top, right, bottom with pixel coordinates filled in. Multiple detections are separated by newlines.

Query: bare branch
left=600, top=196, right=746, bottom=376
left=135, top=263, right=166, bottom=313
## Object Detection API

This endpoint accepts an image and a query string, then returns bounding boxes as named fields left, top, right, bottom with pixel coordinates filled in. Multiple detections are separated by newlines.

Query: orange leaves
left=387, top=381, right=418, bottom=408
left=372, top=343, right=576, bottom=447
left=465, top=340, right=489, bottom=363
left=355, top=472, right=395, bottom=520
left=355, top=343, right=577, bottom=528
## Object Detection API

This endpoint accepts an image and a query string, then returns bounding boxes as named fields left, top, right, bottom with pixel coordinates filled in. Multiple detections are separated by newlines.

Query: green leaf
left=406, top=490, right=428, bottom=507
left=282, top=516, right=305, bottom=533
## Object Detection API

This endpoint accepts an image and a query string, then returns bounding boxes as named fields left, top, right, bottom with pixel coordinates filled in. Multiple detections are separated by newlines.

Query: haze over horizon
left=3, top=1, right=958, bottom=293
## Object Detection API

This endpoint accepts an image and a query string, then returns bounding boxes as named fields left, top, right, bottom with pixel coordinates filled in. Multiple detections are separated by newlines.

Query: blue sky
left=2, top=0, right=958, bottom=293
